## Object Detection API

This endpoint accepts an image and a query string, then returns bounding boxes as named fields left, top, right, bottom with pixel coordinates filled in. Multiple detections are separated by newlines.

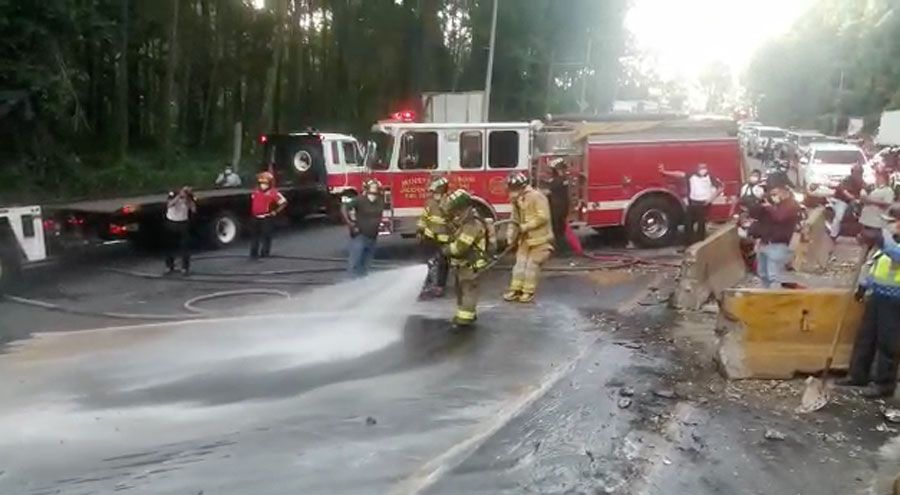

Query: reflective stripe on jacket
left=417, top=196, right=450, bottom=243
left=866, top=250, right=900, bottom=299
left=513, top=187, right=554, bottom=247
left=447, top=213, right=489, bottom=271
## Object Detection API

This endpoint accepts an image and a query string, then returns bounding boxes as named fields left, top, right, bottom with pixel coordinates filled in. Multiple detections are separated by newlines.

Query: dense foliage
left=746, top=0, right=899, bottom=132
left=0, top=0, right=626, bottom=201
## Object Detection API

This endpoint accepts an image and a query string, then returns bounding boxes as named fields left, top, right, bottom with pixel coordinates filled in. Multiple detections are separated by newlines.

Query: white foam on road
left=0, top=265, right=428, bottom=447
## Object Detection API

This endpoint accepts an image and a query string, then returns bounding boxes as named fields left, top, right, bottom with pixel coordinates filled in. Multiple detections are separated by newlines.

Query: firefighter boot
left=503, top=290, right=521, bottom=302
left=453, top=268, right=479, bottom=327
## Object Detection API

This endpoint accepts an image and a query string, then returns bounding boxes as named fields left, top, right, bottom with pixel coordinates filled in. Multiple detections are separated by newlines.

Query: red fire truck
left=549, top=116, right=743, bottom=247
left=267, top=116, right=741, bottom=248
left=362, top=120, right=533, bottom=234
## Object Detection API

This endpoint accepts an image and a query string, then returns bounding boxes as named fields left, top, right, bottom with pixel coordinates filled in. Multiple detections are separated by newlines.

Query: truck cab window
left=488, top=131, right=519, bottom=169
left=399, top=131, right=438, bottom=170
left=342, top=142, right=359, bottom=166
left=460, top=131, right=484, bottom=169
left=331, top=142, right=340, bottom=165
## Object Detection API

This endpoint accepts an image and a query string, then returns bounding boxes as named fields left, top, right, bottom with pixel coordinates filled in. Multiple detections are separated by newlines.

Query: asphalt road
left=0, top=218, right=890, bottom=494
left=0, top=219, right=661, bottom=495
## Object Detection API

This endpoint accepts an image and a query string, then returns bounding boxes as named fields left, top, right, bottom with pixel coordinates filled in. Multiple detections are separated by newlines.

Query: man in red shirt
left=250, top=171, right=288, bottom=259
left=828, top=164, right=865, bottom=239
left=748, top=180, right=801, bottom=288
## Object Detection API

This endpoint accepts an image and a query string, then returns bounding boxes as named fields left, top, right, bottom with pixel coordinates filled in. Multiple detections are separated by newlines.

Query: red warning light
left=390, top=110, right=416, bottom=122
left=259, top=134, right=268, bottom=144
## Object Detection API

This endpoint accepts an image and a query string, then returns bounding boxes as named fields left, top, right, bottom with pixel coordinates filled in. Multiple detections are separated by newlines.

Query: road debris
left=654, top=389, right=676, bottom=399
left=764, top=428, right=786, bottom=441
left=619, top=387, right=635, bottom=397
left=884, top=409, right=900, bottom=424
left=618, top=398, right=633, bottom=409
left=365, top=416, right=377, bottom=426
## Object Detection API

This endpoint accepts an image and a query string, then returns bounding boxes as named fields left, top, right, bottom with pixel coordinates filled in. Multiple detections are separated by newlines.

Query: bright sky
left=626, top=0, right=815, bottom=81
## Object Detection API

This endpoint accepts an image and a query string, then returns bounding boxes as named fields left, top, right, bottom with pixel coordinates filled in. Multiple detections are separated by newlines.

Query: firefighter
left=546, top=158, right=571, bottom=253
left=442, top=189, right=491, bottom=327
left=249, top=171, right=288, bottom=259
left=503, top=172, right=554, bottom=303
left=417, top=176, right=451, bottom=299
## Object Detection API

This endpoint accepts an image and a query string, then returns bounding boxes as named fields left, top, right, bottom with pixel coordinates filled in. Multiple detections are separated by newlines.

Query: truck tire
left=626, top=196, right=682, bottom=248
left=207, top=211, right=242, bottom=249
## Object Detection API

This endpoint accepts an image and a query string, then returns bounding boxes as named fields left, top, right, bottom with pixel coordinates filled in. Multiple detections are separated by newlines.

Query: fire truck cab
left=364, top=121, right=536, bottom=235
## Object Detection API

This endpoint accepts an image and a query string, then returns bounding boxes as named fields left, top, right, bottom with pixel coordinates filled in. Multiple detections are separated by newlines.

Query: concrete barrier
left=716, top=288, right=864, bottom=379
left=672, top=224, right=747, bottom=310
left=792, top=207, right=831, bottom=273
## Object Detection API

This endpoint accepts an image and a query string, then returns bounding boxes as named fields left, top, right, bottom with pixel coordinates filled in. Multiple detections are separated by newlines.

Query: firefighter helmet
left=549, top=157, right=567, bottom=170
left=506, top=172, right=529, bottom=190
left=363, top=178, right=382, bottom=191
left=257, top=171, right=275, bottom=185
left=445, top=189, right=473, bottom=212
left=428, top=176, right=450, bottom=193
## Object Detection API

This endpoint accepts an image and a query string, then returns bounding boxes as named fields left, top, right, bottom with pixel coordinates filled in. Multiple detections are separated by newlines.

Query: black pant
left=422, top=239, right=449, bottom=291
left=551, top=212, right=568, bottom=252
left=249, top=216, right=274, bottom=258
left=849, top=294, right=900, bottom=388
left=165, top=220, right=191, bottom=271
left=684, top=201, right=709, bottom=246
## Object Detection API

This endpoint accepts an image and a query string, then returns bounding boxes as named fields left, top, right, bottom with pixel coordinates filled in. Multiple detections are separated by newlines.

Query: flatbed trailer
left=44, top=184, right=326, bottom=249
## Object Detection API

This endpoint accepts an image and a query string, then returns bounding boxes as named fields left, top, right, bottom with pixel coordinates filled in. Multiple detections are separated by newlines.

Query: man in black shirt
left=341, top=178, right=385, bottom=278
left=546, top=158, right=571, bottom=253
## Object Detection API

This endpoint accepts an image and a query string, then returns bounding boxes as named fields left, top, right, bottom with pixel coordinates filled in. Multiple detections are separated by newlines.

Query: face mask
left=366, top=193, right=378, bottom=201
left=749, top=176, right=759, bottom=184
left=770, top=194, right=782, bottom=204
left=225, top=169, right=233, bottom=176
left=367, top=187, right=379, bottom=195
left=432, top=192, right=443, bottom=199
left=259, top=183, right=270, bottom=190
left=698, top=169, right=709, bottom=176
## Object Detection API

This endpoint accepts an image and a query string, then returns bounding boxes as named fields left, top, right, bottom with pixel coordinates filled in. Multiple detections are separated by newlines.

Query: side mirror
left=365, top=142, right=378, bottom=168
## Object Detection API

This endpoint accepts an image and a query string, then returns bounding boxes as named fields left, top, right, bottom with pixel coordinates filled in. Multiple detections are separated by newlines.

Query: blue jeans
left=757, top=242, right=792, bottom=288
left=348, top=235, right=377, bottom=278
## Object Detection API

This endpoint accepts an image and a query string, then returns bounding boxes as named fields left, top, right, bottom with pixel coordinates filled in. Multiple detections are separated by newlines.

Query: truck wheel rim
left=640, top=209, right=669, bottom=240
left=216, top=218, right=237, bottom=244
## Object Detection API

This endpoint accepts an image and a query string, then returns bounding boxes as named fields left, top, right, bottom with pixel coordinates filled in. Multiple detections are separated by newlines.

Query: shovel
left=797, top=248, right=870, bottom=413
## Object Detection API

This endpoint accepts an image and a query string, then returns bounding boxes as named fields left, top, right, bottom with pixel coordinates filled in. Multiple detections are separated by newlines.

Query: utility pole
left=483, top=0, right=499, bottom=122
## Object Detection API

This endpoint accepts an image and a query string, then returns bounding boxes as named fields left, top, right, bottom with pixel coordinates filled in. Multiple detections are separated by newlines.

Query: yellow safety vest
left=870, top=250, right=900, bottom=286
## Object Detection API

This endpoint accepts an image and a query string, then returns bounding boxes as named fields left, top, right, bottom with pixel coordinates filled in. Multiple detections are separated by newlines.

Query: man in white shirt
left=659, top=162, right=722, bottom=246
left=165, top=186, right=197, bottom=274
left=215, top=165, right=242, bottom=188
left=859, top=171, right=895, bottom=249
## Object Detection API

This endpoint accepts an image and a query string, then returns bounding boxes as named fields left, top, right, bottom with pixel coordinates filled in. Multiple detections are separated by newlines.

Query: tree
left=699, top=61, right=732, bottom=113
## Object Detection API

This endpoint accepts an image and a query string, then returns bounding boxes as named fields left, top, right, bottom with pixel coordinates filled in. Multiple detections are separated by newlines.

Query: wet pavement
left=0, top=221, right=655, bottom=495
left=1, top=219, right=895, bottom=495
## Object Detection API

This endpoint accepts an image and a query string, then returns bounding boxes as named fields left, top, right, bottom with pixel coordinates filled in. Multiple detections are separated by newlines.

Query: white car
left=749, top=126, right=786, bottom=157
left=799, top=142, right=872, bottom=196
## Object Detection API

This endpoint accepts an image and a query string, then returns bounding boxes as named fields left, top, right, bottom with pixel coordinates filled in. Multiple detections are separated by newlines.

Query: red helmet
left=257, top=171, right=275, bottom=185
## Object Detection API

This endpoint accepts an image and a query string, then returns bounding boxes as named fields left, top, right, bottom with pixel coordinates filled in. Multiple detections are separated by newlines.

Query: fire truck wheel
left=207, top=211, right=242, bottom=249
left=626, top=195, right=682, bottom=248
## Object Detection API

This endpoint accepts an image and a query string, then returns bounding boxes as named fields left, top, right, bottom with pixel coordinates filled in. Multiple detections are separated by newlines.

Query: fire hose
left=3, top=221, right=682, bottom=321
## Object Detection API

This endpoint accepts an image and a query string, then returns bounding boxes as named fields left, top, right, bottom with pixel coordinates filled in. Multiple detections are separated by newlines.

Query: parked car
left=749, top=126, right=786, bottom=157
left=798, top=142, right=872, bottom=198
left=786, top=130, right=827, bottom=156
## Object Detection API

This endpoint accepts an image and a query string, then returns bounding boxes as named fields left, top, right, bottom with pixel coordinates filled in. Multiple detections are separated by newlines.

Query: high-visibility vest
left=870, top=250, right=900, bottom=287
